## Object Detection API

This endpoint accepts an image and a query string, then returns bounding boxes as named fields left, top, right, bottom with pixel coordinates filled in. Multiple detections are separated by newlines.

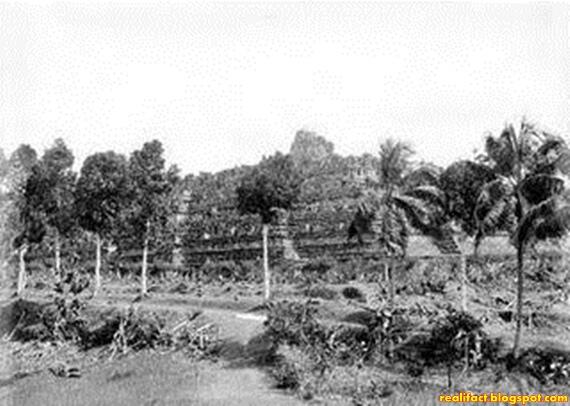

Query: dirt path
left=1, top=296, right=307, bottom=406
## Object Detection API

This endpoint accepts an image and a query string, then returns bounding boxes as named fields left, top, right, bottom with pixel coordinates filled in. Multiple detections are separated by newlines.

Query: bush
left=14, top=268, right=90, bottom=343
left=271, top=345, right=305, bottom=389
left=397, top=310, right=502, bottom=380
left=264, top=300, right=327, bottom=350
left=515, top=347, right=570, bottom=385
left=264, top=301, right=380, bottom=369
left=106, top=308, right=169, bottom=353
left=341, top=286, right=366, bottom=302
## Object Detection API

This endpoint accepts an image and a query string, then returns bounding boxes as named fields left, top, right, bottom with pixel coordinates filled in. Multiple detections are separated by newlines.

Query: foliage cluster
left=515, top=347, right=570, bottom=385
left=264, top=300, right=506, bottom=403
left=14, top=268, right=90, bottom=343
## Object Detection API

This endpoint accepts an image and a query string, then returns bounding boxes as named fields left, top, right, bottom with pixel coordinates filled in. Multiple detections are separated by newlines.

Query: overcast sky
left=1, top=2, right=569, bottom=175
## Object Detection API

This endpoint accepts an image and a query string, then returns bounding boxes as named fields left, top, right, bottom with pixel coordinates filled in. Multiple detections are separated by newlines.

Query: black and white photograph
left=0, top=1, right=569, bottom=405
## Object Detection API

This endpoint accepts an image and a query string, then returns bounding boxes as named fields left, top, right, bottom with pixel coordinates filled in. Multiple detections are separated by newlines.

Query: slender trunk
left=94, top=233, right=102, bottom=296
left=17, top=245, right=28, bottom=297
left=512, top=133, right=526, bottom=359
left=54, top=233, right=61, bottom=276
left=384, top=260, right=394, bottom=310
left=383, top=261, right=389, bottom=302
left=459, top=254, right=467, bottom=312
left=513, top=245, right=524, bottom=358
left=142, top=235, right=149, bottom=295
left=384, top=259, right=395, bottom=361
left=262, top=223, right=270, bottom=301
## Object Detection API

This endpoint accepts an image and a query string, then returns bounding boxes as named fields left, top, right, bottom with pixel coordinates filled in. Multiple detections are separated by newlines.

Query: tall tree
left=439, top=160, right=497, bottom=310
left=349, top=140, right=437, bottom=309
left=4, top=145, right=41, bottom=295
left=38, top=139, right=76, bottom=275
left=75, top=151, right=129, bottom=296
left=39, top=138, right=77, bottom=274
left=236, top=152, right=301, bottom=301
left=126, top=140, right=178, bottom=296
left=474, top=120, right=570, bottom=357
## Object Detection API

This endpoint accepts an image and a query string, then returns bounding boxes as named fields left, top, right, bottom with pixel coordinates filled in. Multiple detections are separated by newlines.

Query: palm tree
left=349, top=139, right=454, bottom=309
left=474, top=120, right=570, bottom=357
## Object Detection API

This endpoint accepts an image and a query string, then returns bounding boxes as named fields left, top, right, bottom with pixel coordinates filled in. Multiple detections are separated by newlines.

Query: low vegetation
left=262, top=298, right=569, bottom=404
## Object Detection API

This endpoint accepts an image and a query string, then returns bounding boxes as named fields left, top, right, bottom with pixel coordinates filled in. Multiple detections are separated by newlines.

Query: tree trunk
left=94, top=233, right=102, bottom=296
left=17, top=245, right=27, bottom=297
left=513, top=246, right=524, bottom=358
left=384, top=259, right=395, bottom=361
left=459, top=254, right=467, bottom=312
left=54, top=233, right=61, bottom=276
left=384, top=260, right=394, bottom=310
left=262, top=223, right=270, bottom=301
left=142, top=235, right=149, bottom=296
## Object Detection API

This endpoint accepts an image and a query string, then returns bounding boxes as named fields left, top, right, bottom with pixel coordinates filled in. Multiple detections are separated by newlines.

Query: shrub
left=107, top=308, right=169, bottom=353
left=264, top=300, right=381, bottom=368
left=271, top=344, right=305, bottom=389
left=264, top=300, right=327, bottom=349
left=15, top=268, right=90, bottom=343
left=341, top=286, right=366, bottom=302
left=397, top=310, right=502, bottom=383
left=515, top=347, right=570, bottom=385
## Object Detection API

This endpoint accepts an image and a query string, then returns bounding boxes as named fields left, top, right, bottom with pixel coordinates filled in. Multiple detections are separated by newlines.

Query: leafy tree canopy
left=440, top=160, right=496, bottom=236
left=123, top=140, right=180, bottom=247
left=36, top=138, right=76, bottom=237
left=76, top=151, right=130, bottom=237
left=236, top=152, right=301, bottom=224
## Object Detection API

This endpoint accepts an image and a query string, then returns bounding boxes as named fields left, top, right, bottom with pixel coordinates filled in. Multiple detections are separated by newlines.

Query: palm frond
left=475, top=177, right=517, bottom=245
left=474, top=178, right=514, bottom=224
left=513, top=197, right=558, bottom=247
left=392, top=194, right=433, bottom=231
left=403, top=185, right=446, bottom=210
left=394, top=192, right=459, bottom=254
left=402, top=165, right=441, bottom=188
left=532, top=136, right=570, bottom=176
left=484, top=127, right=517, bottom=175
left=519, top=174, right=564, bottom=205
left=348, top=189, right=383, bottom=242
left=533, top=206, right=570, bottom=241
left=373, top=204, right=408, bottom=258
left=476, top=177, right=515, bottom=204
left=378, top=138, right=414, bottom=186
